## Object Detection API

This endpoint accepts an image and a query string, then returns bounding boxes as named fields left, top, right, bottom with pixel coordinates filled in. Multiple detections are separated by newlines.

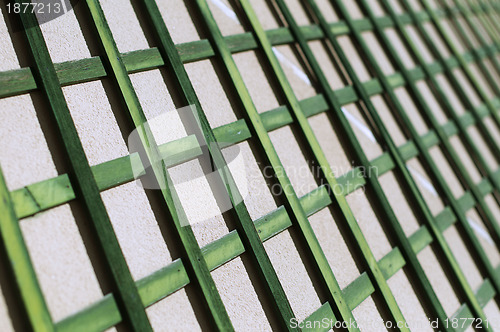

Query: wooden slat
left=0, top=165, right=53, bottom=332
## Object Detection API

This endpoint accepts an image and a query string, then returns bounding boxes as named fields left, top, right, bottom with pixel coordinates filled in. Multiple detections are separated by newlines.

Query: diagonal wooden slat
left=0, top=165, right=53, bottom=332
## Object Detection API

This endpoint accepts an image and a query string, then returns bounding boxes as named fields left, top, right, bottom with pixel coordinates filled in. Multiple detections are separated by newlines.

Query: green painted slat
left=0, top=164, right=53, bottom=332
left=137, top=259, right=189, bottom=308
left=458, top=191, right=476, bottom=213
left=92, top=154, right=142, bottom=191
left=261, top=106, right=294, bottom=131
left=343, top=273, right=375, bottom=310
left=83, top=0, right=233, bottom=330
left=11, top=174, right=74, bottom=219
left=213, top=119, right=252, bottom=147
left=56, top=56, right=107, bottom=85
left=201, top=206, right=293, bottom=272
left=398, top=141, right=420, bottom=160
left=55, top=295, right=120, bottom=332
left=451, top=304, right=475, bottom=332
left=301, top=303, right=336, bottom=332
left=299, top=186, right=332, bottom=216
left=255, top=206, right=293, bottom=236
left=408, top=226, right=434, bottom=254
left=475, top=278, right=496, bottom=307
left=442, top=121, right=459, bottom=137
left=478, top=178, right=494, bottom=196
left=15, top=2, right=152, bottom=330
left=476, top=104, right=490, bottom=118
left=0, top=67, right=36, bottom=98
left=337, top=168, right=367, bottom=196
left=458, top=111, right=477, bottom=129
left=421, top=131, right=440, bottom=147
left=371, top=153, right=396, bottom=177
left=299, top=95, right=330, bottom=117
left=378, top=248, right=406, bottom=279
left=436, top=207, right=459, bottom=232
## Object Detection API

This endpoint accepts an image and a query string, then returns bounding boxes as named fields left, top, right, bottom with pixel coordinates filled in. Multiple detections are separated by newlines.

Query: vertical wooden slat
left=0, top=166, right=53, bottom=332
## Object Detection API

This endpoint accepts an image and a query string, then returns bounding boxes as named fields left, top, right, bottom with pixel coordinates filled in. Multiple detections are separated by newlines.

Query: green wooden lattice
left=1, top=0, right=500, bottom=331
